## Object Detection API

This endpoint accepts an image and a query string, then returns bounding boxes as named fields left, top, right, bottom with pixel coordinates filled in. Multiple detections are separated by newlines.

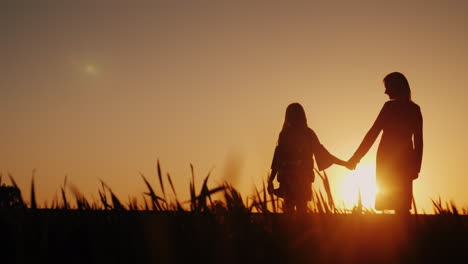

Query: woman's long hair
left=383, top=72, right=412, bottom=101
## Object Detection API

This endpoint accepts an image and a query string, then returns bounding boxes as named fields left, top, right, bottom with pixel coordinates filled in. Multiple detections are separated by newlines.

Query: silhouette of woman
left=268, top=102, right=349, bottom=213
left=348, top=72, right=423, bottom=214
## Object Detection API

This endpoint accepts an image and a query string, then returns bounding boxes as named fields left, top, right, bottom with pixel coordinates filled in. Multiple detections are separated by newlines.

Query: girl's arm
left=268, top=168, right=278, bottom=182
left=268, top=145, right=280, bottom=194
left=268, top=168, right=278, bottom=194
left=330, top=155, right=348, bottom=167
left=315, top=144, right=351, bottom=170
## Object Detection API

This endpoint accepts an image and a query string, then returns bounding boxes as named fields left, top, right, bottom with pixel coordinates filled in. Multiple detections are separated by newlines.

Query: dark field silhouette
left=1, top=206, right=468, bottom=264
left=0, top=166, right=467, bottom=264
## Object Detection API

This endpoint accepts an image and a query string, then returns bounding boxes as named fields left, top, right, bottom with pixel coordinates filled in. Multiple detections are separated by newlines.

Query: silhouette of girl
left=348, top=72, right=423, bottom=214
left=268, top=102, right=349, bottom=213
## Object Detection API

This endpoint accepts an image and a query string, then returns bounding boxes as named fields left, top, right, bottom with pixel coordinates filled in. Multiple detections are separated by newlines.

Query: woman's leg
left=396, top=179, right=413, bottom=215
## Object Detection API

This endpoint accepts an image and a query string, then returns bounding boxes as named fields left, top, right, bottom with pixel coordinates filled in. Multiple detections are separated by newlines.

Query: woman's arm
left=349, top=103, right=387, bottom=167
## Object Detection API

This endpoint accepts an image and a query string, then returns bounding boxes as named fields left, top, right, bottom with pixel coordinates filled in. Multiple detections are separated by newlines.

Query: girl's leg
left=284, top=199, right=295, bottom=213
left=296, top=200, right=308, bottom=214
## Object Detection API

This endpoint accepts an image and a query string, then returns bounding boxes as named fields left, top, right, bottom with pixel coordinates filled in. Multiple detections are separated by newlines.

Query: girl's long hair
left=282, top=103, right=308, bottom=131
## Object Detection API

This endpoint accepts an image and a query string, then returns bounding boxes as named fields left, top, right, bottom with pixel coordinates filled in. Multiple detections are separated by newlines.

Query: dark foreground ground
left=1, top=209, right=467, bottom=264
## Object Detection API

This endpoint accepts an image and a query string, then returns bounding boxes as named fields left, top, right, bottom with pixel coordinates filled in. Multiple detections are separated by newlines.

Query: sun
left=339, top=164, right=377, bottom=209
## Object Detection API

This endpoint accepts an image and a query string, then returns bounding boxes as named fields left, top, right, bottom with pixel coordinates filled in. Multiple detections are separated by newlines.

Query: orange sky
left=2, top=1, right=468, bottom=213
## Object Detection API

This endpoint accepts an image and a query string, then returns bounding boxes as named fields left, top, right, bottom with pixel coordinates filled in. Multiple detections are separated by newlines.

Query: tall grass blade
left=100, top=180, right=125, bottom=211
left=51, top=191, right=58, bottom=209
left=8, top=173, right=25, bottom=206
left=318, top=191, right=330, bottom=214
left=197, top=186, right=225, bottom=209
left=310, top=188, right=317, bottom=213
left=69, top=183, right=91, bottom=210
left=269, top=182, right=277, bottom=214
left=315, top=169, right=335, bottom=212
left=140, top=173, right=164, bottom=211
left=253, top=185, right=268, bottom=213
left=156, top=159, right=166, bottom=202
left=110, top=190, right=125, bottom=211
left=262, top=180, right=268, bottom=213
left=142, top=194, right=149, bottom=211
left=450, top=201, right=459, bottom=215
left=98, top=181, right=110, bottom=210
left=128, top=195, right=138, bottom=211
left=61, top=188, right=68, bottom=209
left=313, top=191, right=324, bottom=214
left=432, top=196, right=443, bottom=214
left=189, top=163, right=196, bottom=211
left=167, top=173, right=183, bottom=210
left=30, top=171, right=37, bottom=209
left=412, top=195, right=418, bottom=215
left=167, top=173, right=178, bottom=198
left=224, top=182, right=246, bottom=213
left=197, top=170, right=213, bottom=211
left=61, top=175, right=69, bottom=209
left=354, top=188, right=363, bottom=214
left=431, top=197, right=460, bottom=215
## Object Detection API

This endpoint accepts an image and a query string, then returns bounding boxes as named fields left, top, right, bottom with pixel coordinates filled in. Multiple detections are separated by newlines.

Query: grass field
left=1, top=164, right=467, bottom=264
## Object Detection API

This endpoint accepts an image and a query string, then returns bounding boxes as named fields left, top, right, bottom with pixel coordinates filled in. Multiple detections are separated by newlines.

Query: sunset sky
left=2, top=0, right=468, bottom=213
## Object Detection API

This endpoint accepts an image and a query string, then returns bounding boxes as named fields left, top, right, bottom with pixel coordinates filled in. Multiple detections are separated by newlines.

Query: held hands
left=345, top=161, right=357, bottom=170
left=346, top=157, right=359, bottom=170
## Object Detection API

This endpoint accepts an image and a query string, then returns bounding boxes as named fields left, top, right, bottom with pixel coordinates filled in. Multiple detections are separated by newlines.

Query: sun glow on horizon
left=339, top=164, right=377, bottom=209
